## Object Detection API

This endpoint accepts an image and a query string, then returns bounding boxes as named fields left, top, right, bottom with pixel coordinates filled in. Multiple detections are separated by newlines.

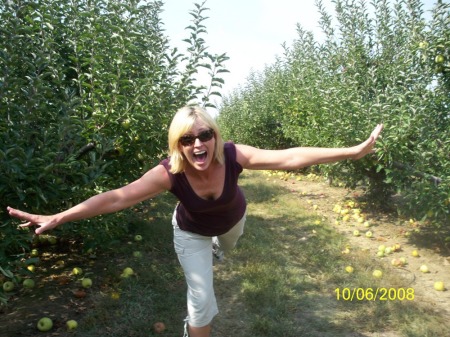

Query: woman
left=7, top=105, right=383, bottom=337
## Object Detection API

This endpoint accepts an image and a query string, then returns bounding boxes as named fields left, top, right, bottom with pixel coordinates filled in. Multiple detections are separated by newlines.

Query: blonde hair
left=168, top=105, right=225, bottom=174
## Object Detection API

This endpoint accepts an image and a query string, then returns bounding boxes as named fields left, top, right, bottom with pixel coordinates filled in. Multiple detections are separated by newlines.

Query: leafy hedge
left=0, top=0, right=228, bottom=270
left=218, top=0, right=449, bottom=225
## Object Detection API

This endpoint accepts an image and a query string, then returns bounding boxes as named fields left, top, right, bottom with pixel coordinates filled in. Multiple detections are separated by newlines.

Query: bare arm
left=236, top=124, right=383, bottom=170
left=7, top=164, right=171, bottom=235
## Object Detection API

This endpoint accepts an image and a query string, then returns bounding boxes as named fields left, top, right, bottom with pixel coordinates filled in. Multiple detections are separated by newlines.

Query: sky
left=160, top=0, right=438, bottom=108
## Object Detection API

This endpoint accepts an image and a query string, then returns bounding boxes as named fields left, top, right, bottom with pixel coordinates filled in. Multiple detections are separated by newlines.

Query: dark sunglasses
left=179, top=129, right=215, bottom=146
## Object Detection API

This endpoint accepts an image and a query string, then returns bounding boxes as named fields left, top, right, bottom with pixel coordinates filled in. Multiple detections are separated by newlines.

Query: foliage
left=218, top=0, right=449, bottom=225
left=0, top=1, right=228, bottom=272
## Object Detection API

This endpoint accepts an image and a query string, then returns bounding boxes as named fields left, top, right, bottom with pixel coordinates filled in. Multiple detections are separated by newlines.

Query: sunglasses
left=179, top=129, right=215, bottom=146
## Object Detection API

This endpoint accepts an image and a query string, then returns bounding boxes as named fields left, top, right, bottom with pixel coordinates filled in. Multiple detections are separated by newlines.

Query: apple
left=153, top=322, right=166, bottom=334
left=72, top=267, right=83, bottom=275
left=391, top=258, right=402, bottom=267
left=376, top=251, right=385, bottom=257
left=111, top=292, right=120, bottom=300
left=23, top=279, right=35, bottom=289
left=30, top=249, right=39, bottom=257
left=435, top=54, right=445, bottom=63
left=134, top=234, right=143, bottom=242
left=121, top=267, right=134, bottom=278
left=399, top=257, right=407, bottom=265
left=434, top=281, right=445, bottom=291
left=392, top=243, right=401, bottom=252
left=419, top=41, right=428, bottom=49
left=27, top=265, right=36, bottom=272
left=81, top=278, right=93, bottom=288
left=384, top=247, right=392, bottom=255
left=66, top=319, right=78, bottom=331
left=363, top=221, right=370, bottom=227
left=37, top=317, right=53, bottom=332
left=372, top=270, right=383, bottom=278
left=419, top=265, right=429, bottom=273
left=121, top=119, right=131, bottom=129
left=133, top=251, right=143, bottom=258
left=378, top=245, right=386, bottom=252
left=411, top=250, right=420, bottom=257
left=365, top=231, right=373, bottom=238
left=345, top=266, right=354, bottom=273
left=353, top=230, right=360, bottom=237
left=3, top=281, right=15, bottom=292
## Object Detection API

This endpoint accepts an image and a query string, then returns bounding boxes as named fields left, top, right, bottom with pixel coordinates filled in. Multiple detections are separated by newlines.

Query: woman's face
left=179, top=119, right=216, bottom=172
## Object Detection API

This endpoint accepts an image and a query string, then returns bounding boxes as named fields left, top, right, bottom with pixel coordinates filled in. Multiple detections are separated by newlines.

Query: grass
left=63, top=170, right=449, bottom=337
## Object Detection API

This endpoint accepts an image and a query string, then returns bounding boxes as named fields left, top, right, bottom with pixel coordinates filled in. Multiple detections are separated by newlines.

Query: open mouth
left=193, top=150, right=207, bottom=163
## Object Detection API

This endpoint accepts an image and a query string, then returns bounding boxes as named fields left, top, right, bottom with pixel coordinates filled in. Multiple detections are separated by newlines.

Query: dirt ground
left=1, top=173, right=449, bottom=337
left=274, top=174, right=450, bottom=319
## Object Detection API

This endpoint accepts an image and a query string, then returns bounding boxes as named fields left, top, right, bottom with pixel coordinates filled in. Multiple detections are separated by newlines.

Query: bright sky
left=160, top=0, right=437, bottom=106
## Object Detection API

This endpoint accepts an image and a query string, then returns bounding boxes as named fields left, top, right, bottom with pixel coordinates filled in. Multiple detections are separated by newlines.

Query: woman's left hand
left=351, top=124, right=384, bottom=160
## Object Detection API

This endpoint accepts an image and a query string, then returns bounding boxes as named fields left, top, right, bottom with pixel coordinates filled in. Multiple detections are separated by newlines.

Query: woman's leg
left=173, top=212, right=218, bottom=336
left=216, top=212, right=247, bottom=253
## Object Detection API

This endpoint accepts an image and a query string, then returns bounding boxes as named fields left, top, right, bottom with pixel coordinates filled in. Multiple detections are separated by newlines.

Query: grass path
left=2, top=170, right=449, bottom=337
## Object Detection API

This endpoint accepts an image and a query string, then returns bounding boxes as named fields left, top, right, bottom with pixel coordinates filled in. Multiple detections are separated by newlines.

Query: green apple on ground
left=66, top=319, right=78, bottom=331
left=23, top=279, right=35, bottom=289
left=353, top=230, right=360, bottom=237
left=133, top=251, right=143, bottom=258
left=365, top=230, right=373, bottom=238
left=420, top=265, right=429, bottom=273
left=434, top=281, right=445, bottom=291
left=411, top=250, right=420, bottom=257
left=3, top=281, right=15, bottom=292
left=345, top=266, right=354, bottom=273
left=37, top=317, right=53, bottom=332
left=81, top=278, right=92, bottom=288
left=30, top=249, right=39, bottom=257
left=372, top=270, right=383, bottom=278
left=72, top=267, right=83, bottom=275
left=121, top=267, right=134, bottom=278
left=134, top=234, right=143, bottom=242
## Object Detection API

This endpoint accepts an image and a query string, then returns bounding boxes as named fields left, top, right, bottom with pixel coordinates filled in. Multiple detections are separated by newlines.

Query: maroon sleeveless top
left=160, top=142, right=247, bottom=236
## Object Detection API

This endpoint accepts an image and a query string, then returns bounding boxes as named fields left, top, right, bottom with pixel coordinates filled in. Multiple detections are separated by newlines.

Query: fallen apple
left=353, top=230, right=360, bottom=237
left=27, top=265, right=36, bottom=272
left=391, top=258, right=402, bottom=267
left=372, top=270, right=383, bottom=278
left=134, top=234, right=143, bottom=242
left=72, top=267, right=83, bottom=275
left=30, top=249, right=39, bottom=257
left=23, top=279, right=35, bottom=289
left=122, top=267, right=134, bottom=276
left=411, top=250, right=420, bottom=257
left=81, top=278, right=92, bottom=288
left=345, top=266, right=354, bottom=273
left=153, top=322, right=166, bottom=334
left=419, top=265, right=429, bottom=273
left=378, top=245, right=386, bottom=252
left=3, top=281, right=15, bottom=292
left=66, top=319, right=78, bottom=331
left=376, top=251, right=385, bottom=257
left=133, top=251, right=143, bottom=258
left=365, top=231, right=373, bottom=238
left=434, top=281, right=445, bottom=291
left=37, top=317, right=53, bottom=332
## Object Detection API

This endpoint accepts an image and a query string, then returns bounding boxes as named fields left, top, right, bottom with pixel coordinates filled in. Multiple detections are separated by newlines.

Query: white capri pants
left=172, top=210, right=246, bottom=328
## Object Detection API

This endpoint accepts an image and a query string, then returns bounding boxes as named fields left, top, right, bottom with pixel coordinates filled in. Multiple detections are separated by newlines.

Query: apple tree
left=0, top=0, right=228, bottom=270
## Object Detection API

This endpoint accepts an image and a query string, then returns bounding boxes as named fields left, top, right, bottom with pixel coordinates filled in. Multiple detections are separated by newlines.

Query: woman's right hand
left=7, top=206, right=60, bottom=235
